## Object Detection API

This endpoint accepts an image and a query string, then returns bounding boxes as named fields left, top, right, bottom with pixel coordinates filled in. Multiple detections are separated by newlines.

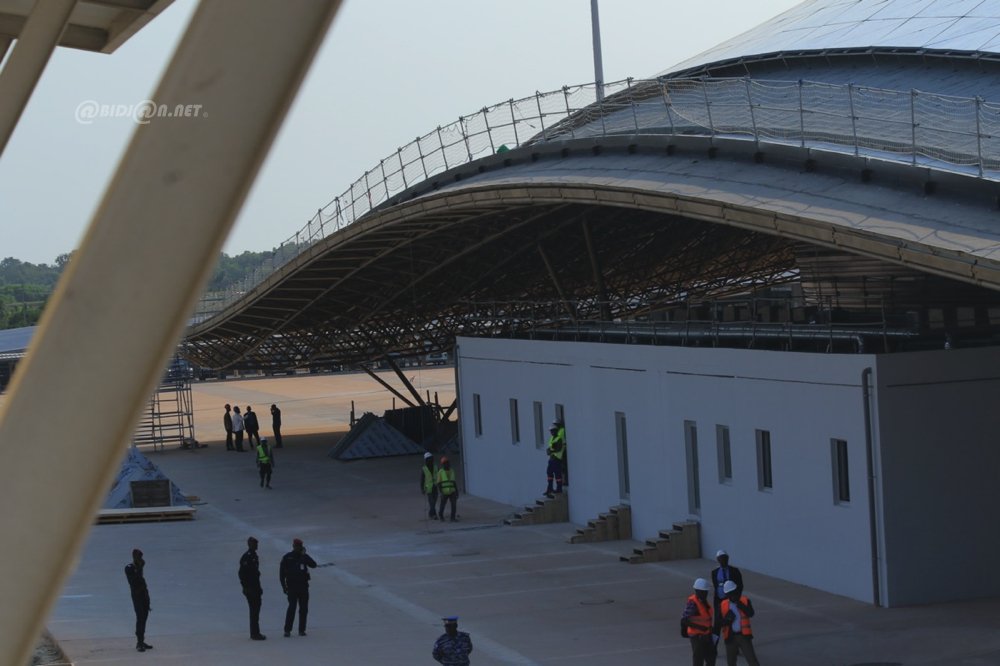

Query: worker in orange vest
left=719, top=580, right=760, bottom=666
left=681, top=577, right=717, bottom=665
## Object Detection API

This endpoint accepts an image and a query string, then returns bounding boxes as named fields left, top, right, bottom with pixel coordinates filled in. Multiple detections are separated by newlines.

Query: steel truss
left=183, top=198, right=1000, bottom=371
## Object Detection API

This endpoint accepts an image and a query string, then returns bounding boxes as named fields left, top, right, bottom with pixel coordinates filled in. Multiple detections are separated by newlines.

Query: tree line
left=0, top=251, right=271, bottom=330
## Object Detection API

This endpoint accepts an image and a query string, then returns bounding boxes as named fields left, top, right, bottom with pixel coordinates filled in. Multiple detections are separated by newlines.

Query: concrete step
left=567, top=503, right=631, bottom=545
left=625, top=520, right=700, bottom=564
left=508, top=493, right=568, bottom=527
left=611, top=505, right=632, bottom=540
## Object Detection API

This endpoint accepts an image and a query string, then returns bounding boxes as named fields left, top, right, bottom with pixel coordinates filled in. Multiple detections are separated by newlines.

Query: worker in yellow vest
left=544, top=422, right=566, bottom=498
left=256, top=438, right=273, bottom=489
left=420, top=452, right=438, bottom=520
left=436, top=456, right=458, bottom=522
left=719, top=580, right=760, bottom=666
left=681, top=577, right=717, bottom=665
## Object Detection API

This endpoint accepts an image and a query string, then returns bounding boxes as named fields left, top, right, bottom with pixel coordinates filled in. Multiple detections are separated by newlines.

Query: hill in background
left=0, top=250, right=270, bottom=330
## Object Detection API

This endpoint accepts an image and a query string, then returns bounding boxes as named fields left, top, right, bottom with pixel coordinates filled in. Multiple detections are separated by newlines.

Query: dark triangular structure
left=105, top=446, right=190, bottom=508
left=329, top=412, right=426, bottom=460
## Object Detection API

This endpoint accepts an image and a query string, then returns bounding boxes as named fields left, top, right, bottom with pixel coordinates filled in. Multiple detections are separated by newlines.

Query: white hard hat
left=716, top=549, right=728, bottom=558
left=423, top=452, right=433, bottom=459
left=723, top=580, right=738, bottom=594
left=693, top=578, right=711, bottom=591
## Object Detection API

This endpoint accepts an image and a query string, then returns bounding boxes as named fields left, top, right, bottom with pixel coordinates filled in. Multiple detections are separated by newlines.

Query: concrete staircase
left=620, top=520, right=701, bottom=564
left=504, top=493, right=568, bottom=525
left=568, top=505, right=632, bottom=543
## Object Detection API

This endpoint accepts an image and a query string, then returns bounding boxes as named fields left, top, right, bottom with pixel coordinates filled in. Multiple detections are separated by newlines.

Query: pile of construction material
left=330, top=408, right=458, bottom=461
left=97, top=447, right=195, bottom=524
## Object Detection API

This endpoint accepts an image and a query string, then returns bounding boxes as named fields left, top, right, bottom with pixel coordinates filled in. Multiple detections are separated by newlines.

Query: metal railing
left=192, top=76, right=1000, bottom=323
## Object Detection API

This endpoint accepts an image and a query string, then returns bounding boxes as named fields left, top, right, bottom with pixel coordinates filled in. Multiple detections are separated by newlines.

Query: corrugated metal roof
left=663, top=0, right=1000, bottom=75
left=0, top=326, right=34, bottom=355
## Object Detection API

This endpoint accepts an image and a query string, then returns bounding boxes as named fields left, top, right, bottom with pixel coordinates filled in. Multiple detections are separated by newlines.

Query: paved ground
left=46, top=371, right=1000, bottom=665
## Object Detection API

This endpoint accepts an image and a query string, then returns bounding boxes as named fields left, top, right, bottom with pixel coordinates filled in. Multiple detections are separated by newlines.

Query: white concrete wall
left=456, top=337, right=878, bottom=602
left=874, top=347, right=1000, bottom=606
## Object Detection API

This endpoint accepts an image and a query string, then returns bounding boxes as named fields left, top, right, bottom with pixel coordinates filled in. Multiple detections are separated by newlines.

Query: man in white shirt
left=232, top=405, right=246, bottom=452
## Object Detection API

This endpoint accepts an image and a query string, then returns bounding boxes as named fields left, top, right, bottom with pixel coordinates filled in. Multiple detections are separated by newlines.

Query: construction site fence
left=192, top=77, right=1000, bottom=322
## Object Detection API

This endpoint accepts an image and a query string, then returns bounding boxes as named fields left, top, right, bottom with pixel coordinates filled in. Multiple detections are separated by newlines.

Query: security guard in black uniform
left=124, top=548, right=153, bottom=652
left=238, top=536, right=266, bottom=640
left=279, top=538, right=317, bottom=637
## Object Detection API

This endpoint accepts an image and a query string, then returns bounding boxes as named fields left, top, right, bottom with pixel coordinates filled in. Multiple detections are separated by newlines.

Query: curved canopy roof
left=664, top=0, right=1000, bottom=76
left=182, top=0, right=1000, bottom=372
left=183, top=140, right=1000, bottom=371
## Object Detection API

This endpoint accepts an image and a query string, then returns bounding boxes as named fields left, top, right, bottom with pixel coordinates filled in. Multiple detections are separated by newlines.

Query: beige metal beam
left=0, top=0, right=341, bottom=663
left=537, top=242, right=578, bottom=324
left=0, top=0, right=75, bottom=157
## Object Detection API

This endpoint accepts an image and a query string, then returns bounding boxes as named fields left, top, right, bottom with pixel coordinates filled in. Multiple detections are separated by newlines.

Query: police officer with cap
left=238, top=536, right=266, bottom=640
left=432, top=616, right=473, bottom=665
left=279, top=538, right=317, bottom=637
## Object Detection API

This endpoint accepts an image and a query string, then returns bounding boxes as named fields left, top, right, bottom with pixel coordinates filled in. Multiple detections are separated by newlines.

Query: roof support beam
left=0, top=2, right=341, bottom=663
left=581, top=217, right=611, bottom=321
left=0, top=0, right=75, bottom=157
left=537, top=242, right=578, bottom=324
left=357, top=363, right=417, bottom=408
left=383, top=353, right=427, bottom=408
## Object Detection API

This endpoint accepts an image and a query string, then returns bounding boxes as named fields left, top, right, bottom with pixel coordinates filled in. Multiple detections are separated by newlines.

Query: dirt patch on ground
left=30, top=631, right=69, bottom=665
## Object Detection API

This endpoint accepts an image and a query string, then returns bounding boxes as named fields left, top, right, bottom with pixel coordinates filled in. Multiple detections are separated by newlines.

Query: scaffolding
left=131, top=356, right=197, bottom=451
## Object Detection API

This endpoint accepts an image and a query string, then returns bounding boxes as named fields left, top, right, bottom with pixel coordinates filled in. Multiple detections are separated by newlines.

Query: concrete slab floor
left=45, top=372, right=1000, bottom=665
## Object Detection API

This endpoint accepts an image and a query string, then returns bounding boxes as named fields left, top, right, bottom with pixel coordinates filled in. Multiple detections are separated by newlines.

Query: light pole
left=591, top=0, right=605, bottom=101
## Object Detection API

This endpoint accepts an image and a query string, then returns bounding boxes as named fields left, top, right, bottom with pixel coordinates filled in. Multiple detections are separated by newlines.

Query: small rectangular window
left=716, top=425, right=732, bottom=483
left=555, top=403, right=565, bottom=425
left=615, top=412, right=630, bottom=500
left=473, top=393, right=482, bottom=437
left=832, top=438, right=850, bottom=504
left=756, top=429, right=772, bottom=490
left=685, top=421, right=701, bottom=513
left=533, top=401, right=544, bottom=449
left=509, top=398, right=520, bottom=444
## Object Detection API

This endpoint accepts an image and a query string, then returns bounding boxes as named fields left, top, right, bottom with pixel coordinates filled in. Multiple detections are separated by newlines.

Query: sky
left=0, top=0, right=803, bottom=265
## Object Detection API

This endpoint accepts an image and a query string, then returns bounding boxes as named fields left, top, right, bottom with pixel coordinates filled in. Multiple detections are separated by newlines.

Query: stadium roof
left=664, top=0, right=1000, bottom=76
left=183, top=0, right=1000, bottom=372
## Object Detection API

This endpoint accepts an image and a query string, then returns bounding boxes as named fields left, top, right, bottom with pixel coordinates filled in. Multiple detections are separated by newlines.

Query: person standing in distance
left=124, top=548, right=153, bottom=653
left=711, top=550, right=743, bottom=630
left=432, top=616, right=473, bottom=665
left=279, top=538, right=317, bottom=637
left=238, top=537, right=267, bottom=640
left=544, top=422, right=566, bottom=498
left=224, top=404, right=234, bottom=451
left=720, top=580, right=761, bottom=666
left=244, top=405, right=261, bottom=447
left=270, top=403, right=283, bottom=448
left=257, top=437, right=274, bottom=489
left=437, top=456, right=458, bottom=522
left=232, top=406, right=245, bottom=452
left=681, top=578, right=717, bottom=666
left=421, top=452, right=438, bottom=520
